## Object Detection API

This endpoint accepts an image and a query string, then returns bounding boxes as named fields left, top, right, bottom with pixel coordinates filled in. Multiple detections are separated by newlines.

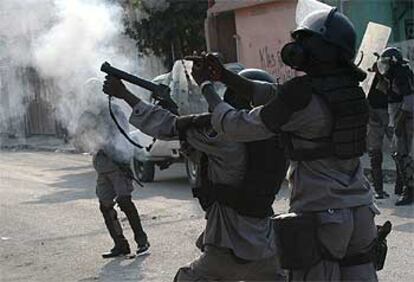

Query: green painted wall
left=322, top=0, right=413, bottom=44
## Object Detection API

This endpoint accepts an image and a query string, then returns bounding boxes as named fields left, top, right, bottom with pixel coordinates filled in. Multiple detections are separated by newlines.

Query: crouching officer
left=102, top=69, right=287, bottom=281
left=191, top=8, right=388, bottom=281
left=375, top=47, right=414, bottom=206
left=75, top=82, right=149, bottom=258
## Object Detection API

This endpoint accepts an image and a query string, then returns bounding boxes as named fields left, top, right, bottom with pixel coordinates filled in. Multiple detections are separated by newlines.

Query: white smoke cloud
left=0, top=0, right=165, bottom=153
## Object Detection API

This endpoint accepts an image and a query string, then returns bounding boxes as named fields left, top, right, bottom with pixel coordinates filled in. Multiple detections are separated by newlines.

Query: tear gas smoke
left=0, top=0, right=164, bottom=157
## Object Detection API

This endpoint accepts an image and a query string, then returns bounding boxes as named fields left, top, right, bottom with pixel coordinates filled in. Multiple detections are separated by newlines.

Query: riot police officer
left=376, top=47, right=414, bottom=206
left=102, top=69, right=287, bottom=281
left=367, top=71, right=391, bottom=199
left=75, top=81, right=149, bottom=258
left=191, top=8, right=380, bottom=281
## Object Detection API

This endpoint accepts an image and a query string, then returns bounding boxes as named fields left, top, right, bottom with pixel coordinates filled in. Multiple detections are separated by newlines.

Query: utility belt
left=192, top=182, right=274, bottom=218
left=272, top=212, right=391, bottom=271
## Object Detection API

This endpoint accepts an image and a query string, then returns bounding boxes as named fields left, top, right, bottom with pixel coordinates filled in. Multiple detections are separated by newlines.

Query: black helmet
left=224, top=69, right=276, bottom=109
left=238, top=68, right=276, bottom=83
left=380, top=47, right=406, bottom=63
left=377, top=47, right=407, bottom=75
left=292, top=8, right=356, bottom=61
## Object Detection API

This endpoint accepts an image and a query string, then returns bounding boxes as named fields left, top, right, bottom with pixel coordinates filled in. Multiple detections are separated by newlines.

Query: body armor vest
left=388, top=65, right=414, bottom=103
left=283, top=74, right=368, bottom=161
left=192, top=137, right=287, bottom=218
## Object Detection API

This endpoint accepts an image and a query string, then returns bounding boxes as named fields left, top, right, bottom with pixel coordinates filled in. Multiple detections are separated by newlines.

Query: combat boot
left=395, top=186, right=413, bottom=206
left=100, top=202, right=131, bottom=258
left=102, top=241, right=131, bottom=258
left=370, top=150, right=389, bottom=199
left=394, top=154, right=414, bottom=206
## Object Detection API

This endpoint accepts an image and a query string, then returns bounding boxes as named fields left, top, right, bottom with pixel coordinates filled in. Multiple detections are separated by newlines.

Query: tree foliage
left=127, top=0, right=209, bottom=68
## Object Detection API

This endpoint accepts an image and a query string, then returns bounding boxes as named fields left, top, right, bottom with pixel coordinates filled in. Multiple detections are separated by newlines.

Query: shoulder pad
left=278, top=76, right=313, bottom=112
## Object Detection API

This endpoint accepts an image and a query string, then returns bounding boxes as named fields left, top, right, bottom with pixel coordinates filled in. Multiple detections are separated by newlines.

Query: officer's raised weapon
left=100, top=62, right=179, bottom=115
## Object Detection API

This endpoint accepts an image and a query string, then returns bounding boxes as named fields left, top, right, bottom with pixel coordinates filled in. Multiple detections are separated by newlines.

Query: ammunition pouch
left=273, top=213, right=322, bottom=269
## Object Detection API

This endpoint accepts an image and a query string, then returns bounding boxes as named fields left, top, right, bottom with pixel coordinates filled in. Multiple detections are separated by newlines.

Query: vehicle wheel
left=186, top=158, right=199, bottom=186
left=133, top=159, right=155, bottom=183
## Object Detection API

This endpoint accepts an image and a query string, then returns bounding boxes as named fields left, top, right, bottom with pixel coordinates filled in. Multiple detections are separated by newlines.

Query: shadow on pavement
left=392, top=222, right=414, bottom=233
left=23, top=170, right=97, bottom=204
left=98, top=255, right=149, bottom=282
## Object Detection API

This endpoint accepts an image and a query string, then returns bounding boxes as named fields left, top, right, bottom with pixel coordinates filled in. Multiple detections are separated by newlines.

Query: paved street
left=0, top=151, right=413, bottom=281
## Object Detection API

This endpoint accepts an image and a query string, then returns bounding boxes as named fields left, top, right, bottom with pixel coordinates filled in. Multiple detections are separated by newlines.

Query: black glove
left=188, top=56, right=210, bottom=85
left=206, top=53, right=225, bottom=81
left=176, top=113, right=212, bottom=133
left=102, top=75, right=129, bottom=98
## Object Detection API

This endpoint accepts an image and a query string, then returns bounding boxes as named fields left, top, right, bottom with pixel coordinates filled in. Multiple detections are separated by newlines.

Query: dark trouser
left=389, top=104, right=413, bottom=205
left=97, top=170, right=148, bottom=247
left=174, top=245, right=286, bottom=282
left=117, top=196, right=148, bottom=246
left=290, top=206, right=378, bottom=281
left=367, top=108, right=389, bottom=196
left=99, top=202, right=129, bottom=250
left=369, top=150, right=385, bottom=194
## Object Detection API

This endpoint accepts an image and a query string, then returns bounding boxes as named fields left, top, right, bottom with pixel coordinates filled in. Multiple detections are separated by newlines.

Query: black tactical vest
left=388, top=65, right=414, bottom=103
left=278, top=74, right=369, bottom=161
left=192, top=136, right=287, bottom=218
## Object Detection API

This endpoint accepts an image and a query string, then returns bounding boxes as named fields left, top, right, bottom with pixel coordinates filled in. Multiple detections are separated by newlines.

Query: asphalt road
left=0, top=151, right=413, bottom=281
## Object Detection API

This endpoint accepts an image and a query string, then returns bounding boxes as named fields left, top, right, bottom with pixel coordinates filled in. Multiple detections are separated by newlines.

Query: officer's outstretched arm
left=129, top=100, right=179, bottom=140
left=201, top=83, right=275, bottom=142
left=203, top=76, right=312, bottom=142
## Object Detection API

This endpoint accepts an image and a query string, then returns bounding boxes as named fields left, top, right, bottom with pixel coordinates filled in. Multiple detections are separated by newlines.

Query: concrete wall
left=234, top=1, right=297, bottom=82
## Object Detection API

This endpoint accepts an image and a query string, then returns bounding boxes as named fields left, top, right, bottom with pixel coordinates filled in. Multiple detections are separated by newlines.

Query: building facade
left=206, top=0, right=414, bottom=79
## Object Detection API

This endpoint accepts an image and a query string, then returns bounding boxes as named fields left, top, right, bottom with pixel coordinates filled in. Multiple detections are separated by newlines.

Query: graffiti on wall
left=258, top=40, right=296, bottom=83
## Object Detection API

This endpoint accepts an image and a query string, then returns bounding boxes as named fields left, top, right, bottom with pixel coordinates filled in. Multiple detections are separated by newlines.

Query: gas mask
left=281, top=33, right=341, bottom=72
left=281, top=41, right=310, bottom=71
left=376, top=57, right=392, bottom=76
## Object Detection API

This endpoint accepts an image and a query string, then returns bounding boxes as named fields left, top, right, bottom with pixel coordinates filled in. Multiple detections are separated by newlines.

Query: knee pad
left=117, top=196, right=135, bottom=213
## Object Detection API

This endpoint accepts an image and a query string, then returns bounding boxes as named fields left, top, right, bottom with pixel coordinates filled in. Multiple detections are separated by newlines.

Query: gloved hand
left=176, top=113, right=212, bottom=133
left=188, top=55, right=210, bottom=85
left=192, top=113, right=212, bottom=128
left=206, top=53, right=225, bottom=81
left=102, top=75, right=129, bottom=99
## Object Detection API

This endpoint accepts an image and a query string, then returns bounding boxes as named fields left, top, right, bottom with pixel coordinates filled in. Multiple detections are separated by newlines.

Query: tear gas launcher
left=100, top=62, right=179, bottom=115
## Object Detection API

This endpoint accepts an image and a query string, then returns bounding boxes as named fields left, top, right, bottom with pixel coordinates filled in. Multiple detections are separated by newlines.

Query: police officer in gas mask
left=190, top=8, right=384, bottom=281
left=375, top=47, right=414, bottom=206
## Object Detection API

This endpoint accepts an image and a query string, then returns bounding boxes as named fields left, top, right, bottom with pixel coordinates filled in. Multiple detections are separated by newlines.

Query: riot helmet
left=224, top=69, right=276, bottom=109
left=238, top=68, right=276, bottom=84
left=376, top=47, right=407, bottom=75
left=281, top=8, right=357, bottom=72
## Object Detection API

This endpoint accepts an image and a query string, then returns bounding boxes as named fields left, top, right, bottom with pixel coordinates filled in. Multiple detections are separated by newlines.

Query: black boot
left=393, top=154, right=414, bottom=206
left=117, top=196, right=149, bottom=249
left=395, top=186, right=413, bottom=206
left=370, top=150, right=389, bottom=199
left=100, top=202, right=131, bottom=258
